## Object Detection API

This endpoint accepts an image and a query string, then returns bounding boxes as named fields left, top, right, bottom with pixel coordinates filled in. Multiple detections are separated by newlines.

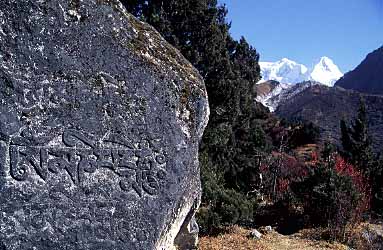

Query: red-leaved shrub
left=333, top=156, right=371, bottom=225
left=294, top=154, right=371, bottom=241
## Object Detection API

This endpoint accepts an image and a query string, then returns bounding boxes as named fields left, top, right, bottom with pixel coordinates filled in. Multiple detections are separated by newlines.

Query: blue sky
left=218, top=0, right=383, bottom=72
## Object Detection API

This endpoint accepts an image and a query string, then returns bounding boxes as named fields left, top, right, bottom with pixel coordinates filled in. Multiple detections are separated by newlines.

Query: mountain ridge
left=259, top=57, right=343, bottom=86
left=275, top=84, right=383, bottom=150
left=255, top=80, right=319, bottom=112
left=335, top=46, right=383, bottom=94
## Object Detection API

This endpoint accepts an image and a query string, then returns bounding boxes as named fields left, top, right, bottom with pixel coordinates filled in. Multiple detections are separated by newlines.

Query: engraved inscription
left=0, top=203, right=151, bottom=244
left=8, top=130, right=167, bottom=197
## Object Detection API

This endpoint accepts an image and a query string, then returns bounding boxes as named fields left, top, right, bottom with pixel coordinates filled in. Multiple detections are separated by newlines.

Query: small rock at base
left=249, top=229, right=262, bottom=239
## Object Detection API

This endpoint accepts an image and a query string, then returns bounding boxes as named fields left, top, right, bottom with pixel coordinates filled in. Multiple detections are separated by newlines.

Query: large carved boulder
left=0, top=1, right=209, bottom=249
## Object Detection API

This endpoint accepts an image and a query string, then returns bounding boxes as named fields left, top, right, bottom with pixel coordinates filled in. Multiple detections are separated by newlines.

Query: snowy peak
left=258, top=57, right=343, bottom=86
left=256, top=57, right=344, bottom=112
left=318, top=56, right=335, bottom=66
left=309, top=57, right=343, bottom=86
left=259, top=59, right=308, bottom=84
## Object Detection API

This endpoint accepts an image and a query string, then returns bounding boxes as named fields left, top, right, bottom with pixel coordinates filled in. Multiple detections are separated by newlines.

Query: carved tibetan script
left=8, top=130, right=167, bottom=197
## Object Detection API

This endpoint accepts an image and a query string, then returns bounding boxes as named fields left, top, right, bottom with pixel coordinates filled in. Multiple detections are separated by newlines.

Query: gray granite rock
left=0, top=0, right=209, bottom=249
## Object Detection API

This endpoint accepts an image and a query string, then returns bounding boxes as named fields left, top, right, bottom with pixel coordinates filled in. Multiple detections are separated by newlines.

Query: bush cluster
left=292, top=155, right=370, bottom=241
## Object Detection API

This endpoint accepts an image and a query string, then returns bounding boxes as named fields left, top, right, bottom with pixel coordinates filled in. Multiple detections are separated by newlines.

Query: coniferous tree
left=350, top=100, right=374, bottom=175
left=322, top=142, right=336, bottom=165
left=121, top=0, right=267, bottom=231
left=340, top=98, right=374, bottom=175
left=340, top=119, right=353, bottom=160
left=339, top=98, right=383, bottom=212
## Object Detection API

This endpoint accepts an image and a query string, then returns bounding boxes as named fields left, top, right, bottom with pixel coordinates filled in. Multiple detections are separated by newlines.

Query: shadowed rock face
left=0, top=1, right=209, bottom=250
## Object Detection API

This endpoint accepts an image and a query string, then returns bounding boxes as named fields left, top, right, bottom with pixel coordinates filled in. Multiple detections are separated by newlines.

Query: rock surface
left=0, top=1, right=209, bottom=249
left=360, top=223, right=383, bottom=250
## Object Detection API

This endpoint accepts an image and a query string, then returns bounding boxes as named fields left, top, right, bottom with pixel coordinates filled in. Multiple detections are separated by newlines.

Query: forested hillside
left=276, top=84, right=383, bottom=150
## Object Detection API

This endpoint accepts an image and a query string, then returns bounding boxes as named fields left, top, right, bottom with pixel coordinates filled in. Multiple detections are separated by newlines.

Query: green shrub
left=197, top=188, right=257, bottom=235
left=197, top=152, right=258, bottom=235
left=292, top=159, right=369, bottom=241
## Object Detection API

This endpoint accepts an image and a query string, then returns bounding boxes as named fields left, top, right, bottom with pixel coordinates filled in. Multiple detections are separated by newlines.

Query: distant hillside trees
left=280, top=119, right=320, bottom=149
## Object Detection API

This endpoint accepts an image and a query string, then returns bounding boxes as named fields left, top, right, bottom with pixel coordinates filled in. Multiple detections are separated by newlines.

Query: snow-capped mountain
left=255, top=80, right=321, bottom=112
left=255, top=81, right=290, bottom=112
left=259, top=58, right=309, bottom=84
left=256, top=57, right=343, bottom=111
left=309, top=57, right=343, bottom=86
left=258, top=57, right=343, bottom=87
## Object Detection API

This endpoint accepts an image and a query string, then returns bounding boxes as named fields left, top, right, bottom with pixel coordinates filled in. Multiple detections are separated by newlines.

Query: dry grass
left=199, top=226, right=266, bottom=250
left=199, top=226, right=348, bottom=250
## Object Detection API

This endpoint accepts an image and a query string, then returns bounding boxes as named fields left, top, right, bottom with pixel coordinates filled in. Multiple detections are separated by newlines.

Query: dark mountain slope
left=276, top=84, right=383, bottom=150
left=336, top=46, right=383, bottom=94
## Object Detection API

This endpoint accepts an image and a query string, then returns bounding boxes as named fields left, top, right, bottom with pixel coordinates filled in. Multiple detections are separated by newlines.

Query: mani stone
left=0, top=0, right=209, bottom=249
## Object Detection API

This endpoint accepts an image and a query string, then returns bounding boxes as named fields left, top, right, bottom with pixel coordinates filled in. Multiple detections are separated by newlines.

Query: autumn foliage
left=290, top=153, right=371, bottom=241
left=260, top=152, right=308, bottom=201
left=334, top=156, right=370, bottom=202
